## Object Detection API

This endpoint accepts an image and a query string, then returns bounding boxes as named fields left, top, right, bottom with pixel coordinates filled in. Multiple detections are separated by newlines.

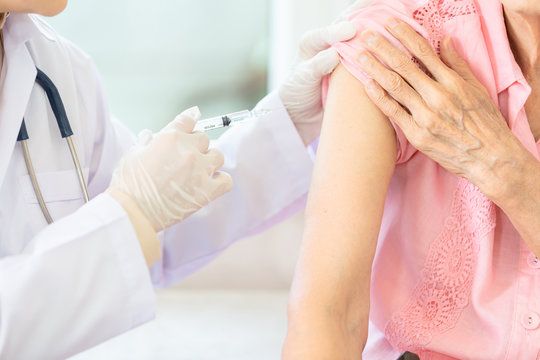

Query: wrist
left=106, top=188, right=161, bottom=267
left=472, top=133, right=538, bottom=208
left=487, top=148, right=540, bottom=211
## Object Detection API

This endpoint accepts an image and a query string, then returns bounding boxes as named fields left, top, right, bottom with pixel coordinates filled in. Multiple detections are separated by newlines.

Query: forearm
left=284, top=310, right=366, bottom=360
left=284, top=244, right=371, bottom=360
left=284, top=214, right=377, bottom=359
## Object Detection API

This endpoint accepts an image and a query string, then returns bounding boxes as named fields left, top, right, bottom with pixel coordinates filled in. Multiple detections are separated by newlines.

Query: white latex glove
left=109, top=107, right=233, bottom=232
left=334, top=0, right=373, bottom=23
left=278, top=21, right=356, bottom=146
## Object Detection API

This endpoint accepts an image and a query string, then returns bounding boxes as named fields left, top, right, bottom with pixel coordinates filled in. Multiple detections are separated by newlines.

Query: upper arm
left=290, top=63, right=398, bottom=325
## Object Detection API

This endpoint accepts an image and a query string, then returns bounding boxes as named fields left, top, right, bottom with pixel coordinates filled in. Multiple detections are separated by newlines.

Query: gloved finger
left=208, top=171, right=233, bottom=200
left=137, top=129, right=154, bottom=146
left=168, top=106, right=201, bottom=133
left=302, top=47, right=341, bottom=83
left=333, top=1, right=369, bottom=24
left=299, top=22, right=356, bottom=60
left=204, top=148, right=225, bottom=174
left=189, top=131, right=210, bottom=152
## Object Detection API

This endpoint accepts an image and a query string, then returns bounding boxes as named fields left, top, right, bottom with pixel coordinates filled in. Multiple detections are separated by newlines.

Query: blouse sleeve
left=322, top=1, right=429, bottom=164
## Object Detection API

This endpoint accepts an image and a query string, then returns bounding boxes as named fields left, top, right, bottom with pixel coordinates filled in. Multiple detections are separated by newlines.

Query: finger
left=208, top=171, right=233, bottom=200
left=358, top=30, right=439, bottom=95
left=356, top=50, right=425, bottom=114
left=204, top=148, right=225, bottom=174
left=168, top=106, right=201, bottom=133
left=334, top=2, right=367, bottom=23
left=299, top=22, right=356, bottom=60
left=136, top=129, right=153, bottom=146
left=364, top=79, right=417, bottom=133
left=304, top=47, right=341, bottom=82
left=440, top=37, right=481, bottom=85
left=192, top=131, right=210, bottom=152
left=384, top=18, right=452, bottom=84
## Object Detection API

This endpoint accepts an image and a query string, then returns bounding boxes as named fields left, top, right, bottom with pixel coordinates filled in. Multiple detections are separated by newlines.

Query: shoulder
left=24, top=15, right=95, bottom=75
left=14, top=15, right=112, bottom=154
left=344, top=0, right=482, bottom=54
left=20, top=15, right=105, bottom=110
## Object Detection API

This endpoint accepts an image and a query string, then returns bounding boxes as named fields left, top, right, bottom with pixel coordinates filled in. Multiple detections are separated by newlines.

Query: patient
left=284, top=0, right=540, bottom=359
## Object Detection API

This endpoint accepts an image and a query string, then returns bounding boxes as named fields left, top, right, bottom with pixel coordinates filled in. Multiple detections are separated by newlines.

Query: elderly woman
left=284, top=0, right=540, bottom=359
left=0, top=0, right=358, bottom=357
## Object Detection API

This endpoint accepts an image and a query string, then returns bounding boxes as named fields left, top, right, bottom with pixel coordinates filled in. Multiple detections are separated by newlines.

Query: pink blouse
left=322, top=0, right=540, bottom=358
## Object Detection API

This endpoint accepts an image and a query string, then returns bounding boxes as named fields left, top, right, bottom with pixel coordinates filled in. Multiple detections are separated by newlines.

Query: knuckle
left=222, top=174, right=233, bottom=191
left=430, top=91, right=453, bottom=110
left=446, top=76, right=466, bottom=93
left=212, top=150, right=225, bottom=168
left=298, top=32, right=315, bottom=58
left=195, top=132, right=210, bottom=148
left=386, top=73, right=404, bottom=93
left=162, top=132, right=180, bottom=146
left=184, top=150, right=198, bottom=163
left=384, top=101, right=402, bottom=119
left=416, top=39, right=434, bottom=58
left=421, top=112, right=438, bottom=129
left=390, top=56, right=412, bottom=73
left=369, top=86, right=386, bottom=104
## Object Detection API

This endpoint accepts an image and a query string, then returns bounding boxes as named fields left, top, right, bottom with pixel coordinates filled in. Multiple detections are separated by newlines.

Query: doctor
left=0, top=0, right=358, bottom=358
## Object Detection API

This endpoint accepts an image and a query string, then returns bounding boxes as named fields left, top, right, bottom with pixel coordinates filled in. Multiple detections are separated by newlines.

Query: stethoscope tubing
left=17, top=68, right=89, bottom=224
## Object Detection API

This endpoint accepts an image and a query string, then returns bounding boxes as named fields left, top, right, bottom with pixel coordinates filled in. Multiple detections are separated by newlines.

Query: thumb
left=299, top=22, right=356, bottom=60
left=167, top=106, right=201, bottom=133
left=304, top=47, right=341, bottom=81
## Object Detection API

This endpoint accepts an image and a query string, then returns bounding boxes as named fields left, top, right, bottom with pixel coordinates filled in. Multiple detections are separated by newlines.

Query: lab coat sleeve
left=0, top=193, right=155, bottom=360
left=151, top=91, right=314, bottom=287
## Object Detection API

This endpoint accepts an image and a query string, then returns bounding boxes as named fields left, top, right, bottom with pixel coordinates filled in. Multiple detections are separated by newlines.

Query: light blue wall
left=46, top=0, right=269, bottom=134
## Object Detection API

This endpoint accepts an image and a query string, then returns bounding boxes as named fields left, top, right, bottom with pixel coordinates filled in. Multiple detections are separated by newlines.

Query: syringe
left=194, top=109, right=273, bottom=132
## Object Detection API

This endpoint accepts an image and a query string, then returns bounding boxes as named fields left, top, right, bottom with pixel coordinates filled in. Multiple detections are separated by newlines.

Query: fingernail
left=366, top=79, right=378, bottom=92
left=183, top=106, right=201, bottom=120
left=443, top=36, right=455, bottom=52
left=361, top=30, right=380, bottom=47
left=386, top=18, right=400, bottom=30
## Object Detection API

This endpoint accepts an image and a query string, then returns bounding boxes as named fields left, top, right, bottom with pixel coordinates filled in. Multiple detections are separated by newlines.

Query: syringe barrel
left=194, top=115, right=230, bottom=132
left=193, top=110, right=252, bottom=132
left=224, top=110, right=251, bottom=123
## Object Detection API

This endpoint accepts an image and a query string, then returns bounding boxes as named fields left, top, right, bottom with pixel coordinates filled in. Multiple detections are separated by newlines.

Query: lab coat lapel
left=0, top=20, right=37, bottom=189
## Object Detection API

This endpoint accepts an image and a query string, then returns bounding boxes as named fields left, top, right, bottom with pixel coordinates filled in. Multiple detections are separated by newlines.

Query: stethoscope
left=0, top=13, right=87, bottom=224
left=17, top=68, right=89, bottom=224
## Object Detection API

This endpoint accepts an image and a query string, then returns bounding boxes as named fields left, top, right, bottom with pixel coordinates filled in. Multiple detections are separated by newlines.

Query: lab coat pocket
left=19, top=168, right=90, bottom=221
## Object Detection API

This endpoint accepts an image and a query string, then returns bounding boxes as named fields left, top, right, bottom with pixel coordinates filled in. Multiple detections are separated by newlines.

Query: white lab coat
left=0, top=14, right=313, bottom=359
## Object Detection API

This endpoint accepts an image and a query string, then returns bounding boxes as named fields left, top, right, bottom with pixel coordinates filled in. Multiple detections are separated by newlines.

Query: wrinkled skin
left=355, top=21, right=533, bottom=202
left=353, top=14, right=540, bottom=253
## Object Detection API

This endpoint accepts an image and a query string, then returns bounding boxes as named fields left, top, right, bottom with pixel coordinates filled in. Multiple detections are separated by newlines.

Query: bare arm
left=283, top=64, right=398, bottom=359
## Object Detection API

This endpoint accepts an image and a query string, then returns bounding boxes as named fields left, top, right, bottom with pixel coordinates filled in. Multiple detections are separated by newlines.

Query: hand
left=279, top=21, right=356, bottom=145
left=108, top=107, right=233, bottom=232
left=334, top=0, right=374, bottom=23
left=355, top=18, right=535, bottom=203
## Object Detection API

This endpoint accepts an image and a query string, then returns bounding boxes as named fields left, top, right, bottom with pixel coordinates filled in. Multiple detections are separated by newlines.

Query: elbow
left=284, top=286, right=370, bottom=358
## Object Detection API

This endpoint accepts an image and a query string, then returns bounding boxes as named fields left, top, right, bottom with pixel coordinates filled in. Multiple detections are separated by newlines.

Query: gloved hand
left=278, top=21, right=356, bottom=146
left=108, top=107, right=233, bottom=232
left=334, top=0, right=373, bottom=23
